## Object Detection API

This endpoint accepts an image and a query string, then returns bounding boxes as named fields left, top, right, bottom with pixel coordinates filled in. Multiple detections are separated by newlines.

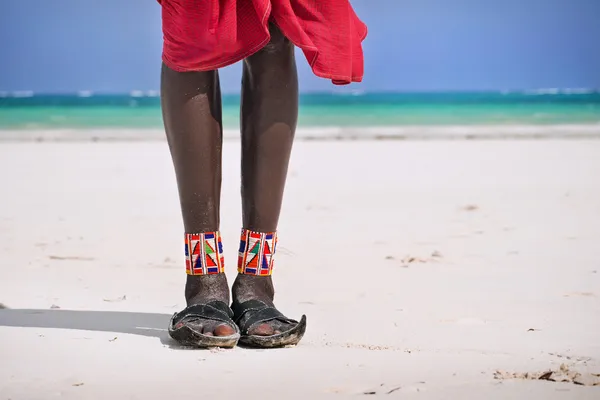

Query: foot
left=231, top=274, right=295, bottom=336
left=179, top=274, right=236, bottom=337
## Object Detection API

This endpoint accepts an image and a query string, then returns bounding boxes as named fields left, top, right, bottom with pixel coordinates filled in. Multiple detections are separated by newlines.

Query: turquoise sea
left=0, top=91, right=599, bottom=130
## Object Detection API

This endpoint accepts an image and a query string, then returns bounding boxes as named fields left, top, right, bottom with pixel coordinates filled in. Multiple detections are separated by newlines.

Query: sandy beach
left=0, top=139, right=599, bottom=399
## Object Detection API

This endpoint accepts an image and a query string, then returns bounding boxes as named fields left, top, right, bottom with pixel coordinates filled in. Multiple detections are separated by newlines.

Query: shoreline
left=1, top=123, right=600, bottom=142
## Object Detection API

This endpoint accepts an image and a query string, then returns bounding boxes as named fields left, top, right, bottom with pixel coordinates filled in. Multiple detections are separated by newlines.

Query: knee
left=243, top=24, right=294, bottom=76
left=254, top=24, right=293, bottom=57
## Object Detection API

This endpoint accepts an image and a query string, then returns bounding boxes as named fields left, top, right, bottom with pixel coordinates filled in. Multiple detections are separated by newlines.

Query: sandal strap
left=232, top=299, right=297, bottom=334
left=172, top=300, right=234, bottom=326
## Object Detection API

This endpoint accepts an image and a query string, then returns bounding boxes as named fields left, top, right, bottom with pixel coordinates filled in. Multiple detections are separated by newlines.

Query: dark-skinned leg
left=232, top=25, right=298, bottom=336
left=161, top=64, right=234, bottom=337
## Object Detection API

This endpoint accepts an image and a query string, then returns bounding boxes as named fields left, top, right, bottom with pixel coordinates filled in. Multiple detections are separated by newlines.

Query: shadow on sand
left=0, top=308, right=181, bottom=346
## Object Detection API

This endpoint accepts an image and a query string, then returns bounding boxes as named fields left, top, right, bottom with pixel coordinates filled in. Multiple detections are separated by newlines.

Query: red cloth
left=158, top=0, right=367, bottom=85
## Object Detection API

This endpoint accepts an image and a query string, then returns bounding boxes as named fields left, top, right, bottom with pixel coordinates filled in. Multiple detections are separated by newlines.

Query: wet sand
left=0, top=140, right=599, bottom=399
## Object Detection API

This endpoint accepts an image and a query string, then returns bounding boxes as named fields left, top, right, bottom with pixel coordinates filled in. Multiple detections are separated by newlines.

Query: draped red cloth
left=158, top=0, right=367, bottom=85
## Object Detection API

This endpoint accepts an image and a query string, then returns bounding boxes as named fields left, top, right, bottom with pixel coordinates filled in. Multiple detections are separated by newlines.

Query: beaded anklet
left=237, top=229, right=278, bottom=276
left=184, top=232, right=225, bottom=275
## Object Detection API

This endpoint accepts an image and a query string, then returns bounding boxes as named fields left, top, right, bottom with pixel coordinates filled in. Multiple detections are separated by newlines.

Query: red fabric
left=158, top=0, right=367, bottom=85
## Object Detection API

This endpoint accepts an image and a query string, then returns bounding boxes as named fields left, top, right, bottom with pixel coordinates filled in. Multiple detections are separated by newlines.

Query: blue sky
left=1, top=0, right=599, bottom=93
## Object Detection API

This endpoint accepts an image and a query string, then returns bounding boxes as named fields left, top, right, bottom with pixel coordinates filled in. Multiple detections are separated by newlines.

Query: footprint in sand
left=441, top=317, right=487, bottom=325
left=563, top=292, right=595, bottom=298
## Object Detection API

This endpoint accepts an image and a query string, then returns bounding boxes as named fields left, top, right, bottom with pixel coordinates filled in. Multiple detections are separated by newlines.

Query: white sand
left=0, top=139, right=599, bottom=399
left=2, top=124, right=600, bottom=142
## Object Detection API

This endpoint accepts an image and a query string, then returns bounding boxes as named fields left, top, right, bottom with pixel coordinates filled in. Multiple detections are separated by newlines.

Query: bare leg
left=161, top=64, right=234, bottom=337
left=232, top=25, right=298, bottom=336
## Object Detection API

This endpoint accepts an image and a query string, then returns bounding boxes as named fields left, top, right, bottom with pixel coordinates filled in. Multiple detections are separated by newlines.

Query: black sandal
left=168, top=300, right=240, bottom=348
left=232, top=299, right=307, bottom=348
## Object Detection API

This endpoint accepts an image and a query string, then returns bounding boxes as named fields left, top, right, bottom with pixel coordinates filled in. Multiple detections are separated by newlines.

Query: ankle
left=183, top=231, right=229, bottom=305
left=185, top=274, right=230, bottom=305
left=232, top=274, right=275, bottom=304
left=232, top=228, right=278, bottom=304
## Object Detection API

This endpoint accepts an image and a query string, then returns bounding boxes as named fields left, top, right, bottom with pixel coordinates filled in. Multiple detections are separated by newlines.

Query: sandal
left=232, top=299, right=307, bottom=348
left=168, top=300, right=240, bottom=348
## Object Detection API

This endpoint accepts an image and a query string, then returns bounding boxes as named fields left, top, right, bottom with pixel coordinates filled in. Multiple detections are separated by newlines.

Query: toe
left=202, top=323, right=214, bottom=335
left=213, top=323, right=235, bottom=337
left=249, top=323, right=275, bottom=336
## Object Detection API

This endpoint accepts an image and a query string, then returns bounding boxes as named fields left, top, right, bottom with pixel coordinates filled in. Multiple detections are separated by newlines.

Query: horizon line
left=1, top=88, right=599, bottom=97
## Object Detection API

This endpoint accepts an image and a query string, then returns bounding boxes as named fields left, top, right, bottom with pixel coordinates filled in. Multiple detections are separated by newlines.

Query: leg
left=161, top=64, right=234, bottom=338
left=232, top=25, right=299, bottom=336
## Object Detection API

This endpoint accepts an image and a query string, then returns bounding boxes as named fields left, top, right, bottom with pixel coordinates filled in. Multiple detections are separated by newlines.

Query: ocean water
left=0, top=91, right=599, bottom=130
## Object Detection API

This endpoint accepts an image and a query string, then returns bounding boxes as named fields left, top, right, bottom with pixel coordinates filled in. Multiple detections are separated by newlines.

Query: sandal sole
left=239, top=315, right=306, bottom=348
left=168, top=323, right=240, bottom=348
